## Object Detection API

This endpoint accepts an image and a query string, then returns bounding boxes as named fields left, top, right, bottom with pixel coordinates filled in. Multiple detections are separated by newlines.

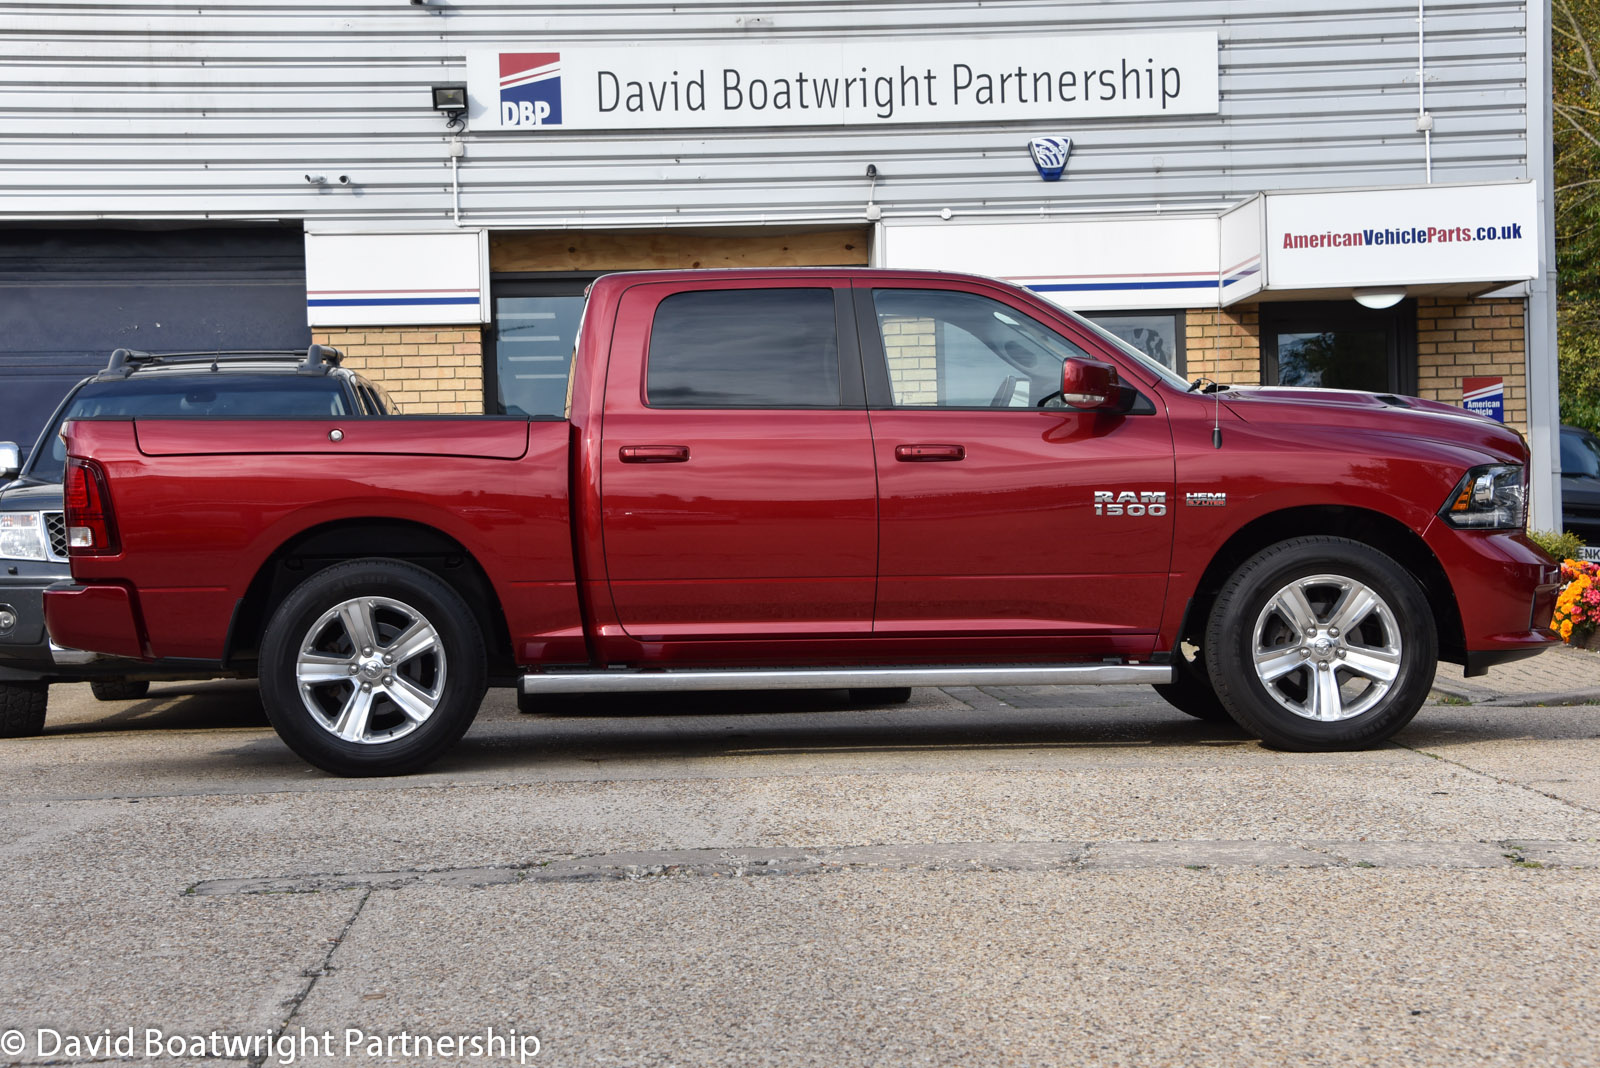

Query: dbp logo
left=500, top=52, right=562, bottom=127
left=1028, top=136, right=1072, bottom=181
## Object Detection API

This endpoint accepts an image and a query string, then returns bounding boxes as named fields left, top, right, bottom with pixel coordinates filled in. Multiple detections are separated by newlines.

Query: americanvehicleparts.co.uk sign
left=464, top=34, right=1219, bottom=131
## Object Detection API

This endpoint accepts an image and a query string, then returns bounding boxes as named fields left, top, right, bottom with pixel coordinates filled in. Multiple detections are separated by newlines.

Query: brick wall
left=1182, top=307, right=1260, bottom=385
left=881, top=316, right=939, bottom=405
left=310, top=326, right=485, bottom=414
left=1414, top=296, right=1527, bottom=433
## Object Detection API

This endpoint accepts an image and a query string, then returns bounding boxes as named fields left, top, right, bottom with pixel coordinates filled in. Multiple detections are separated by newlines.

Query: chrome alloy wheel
left=293, top=596, right=447, bottom=745
left=1249, top=574, right=1403, bottom=723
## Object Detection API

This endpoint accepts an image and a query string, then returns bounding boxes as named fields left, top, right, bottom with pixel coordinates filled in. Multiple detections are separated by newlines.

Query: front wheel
left=259, top=559, right=486, bottom=776
left=0, top=681, right=47, bottom=737
left=1205, top=537, right=1436, bottom=751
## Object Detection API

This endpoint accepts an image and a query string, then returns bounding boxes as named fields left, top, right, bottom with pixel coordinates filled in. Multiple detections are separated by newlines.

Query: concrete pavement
left=0, top=672, right=1597, bottom=1067
left=1432, top=641, right=1600, bottom=706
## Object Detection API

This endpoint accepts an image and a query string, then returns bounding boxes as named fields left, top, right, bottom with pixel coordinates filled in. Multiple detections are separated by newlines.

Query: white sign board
left=880, top=216, right=1223, bottom=312
left=304, top=231, right=489, bottom=327
left=1265, top=181, right=1539, bottom=289
left=466, top=33, right=1218, bottom=132
left=1217, top=195, right=1265, bottom=305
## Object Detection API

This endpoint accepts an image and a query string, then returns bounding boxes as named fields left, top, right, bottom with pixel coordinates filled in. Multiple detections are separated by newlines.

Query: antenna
left=1213, top=384, right=1223, bottom=448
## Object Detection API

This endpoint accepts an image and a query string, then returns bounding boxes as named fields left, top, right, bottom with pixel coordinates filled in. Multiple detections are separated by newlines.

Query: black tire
left=259, top=558, right=486, bottom=776
left=1205, top=536, right=1436, bottom=751
left=1153, top=650, right=1233, bottom=722
left=848, top=686, right=913, bottom=705
left=90, top=679, right=151, bottom=702
left=0, top=681, right=47, bottom=738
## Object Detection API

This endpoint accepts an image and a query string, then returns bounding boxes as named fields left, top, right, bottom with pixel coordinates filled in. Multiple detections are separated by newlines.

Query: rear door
left=856, top=280, right=1176, bottom=655
left=598, top=278, right=878, bottom=641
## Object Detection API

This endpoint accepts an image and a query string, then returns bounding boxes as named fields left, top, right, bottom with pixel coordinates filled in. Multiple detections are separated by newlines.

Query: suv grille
left=44, top=511, right=68, bottom=562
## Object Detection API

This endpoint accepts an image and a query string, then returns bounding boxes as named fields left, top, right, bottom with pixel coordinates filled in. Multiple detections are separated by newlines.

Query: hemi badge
left=1186, top=492, right=1227, bottom=507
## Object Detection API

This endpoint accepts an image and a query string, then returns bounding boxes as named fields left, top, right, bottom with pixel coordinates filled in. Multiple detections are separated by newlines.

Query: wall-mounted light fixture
left=432, top=84, right=468, bottom=130
left=1352, top=287, right=1406, bottom=310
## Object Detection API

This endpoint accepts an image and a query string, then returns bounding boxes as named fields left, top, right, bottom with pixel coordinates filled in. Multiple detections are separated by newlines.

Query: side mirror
left=1060, top=358, right=1123, bottom=411
left=0, top=442, right=19, bottom=481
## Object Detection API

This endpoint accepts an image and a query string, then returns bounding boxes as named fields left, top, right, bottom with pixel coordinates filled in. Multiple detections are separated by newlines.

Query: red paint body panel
left=43, top=583, right=146, bottom=660
left=53, top=418, right=583, bottom=662
left=49, top=267, right=1557, bottom=677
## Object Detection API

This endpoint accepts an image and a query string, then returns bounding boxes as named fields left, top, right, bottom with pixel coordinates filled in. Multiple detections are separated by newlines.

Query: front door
left=599, top=280, right=878, bottom=642
left=857, top=282, right=1176, bottom=655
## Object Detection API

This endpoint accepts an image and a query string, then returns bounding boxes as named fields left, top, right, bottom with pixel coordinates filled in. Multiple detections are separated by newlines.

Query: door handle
left=894, top=444, right=965, bottom=462
left=619, top=445, right=690, bottom=463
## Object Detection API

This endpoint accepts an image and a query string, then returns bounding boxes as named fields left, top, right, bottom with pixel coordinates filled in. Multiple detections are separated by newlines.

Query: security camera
left=337, top=175, right=350, bottom=185
left=304, top=174, right=325, bottom=184
left=866, top=164, right=878, bottom=179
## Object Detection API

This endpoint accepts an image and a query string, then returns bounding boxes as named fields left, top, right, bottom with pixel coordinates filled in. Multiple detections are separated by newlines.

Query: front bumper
left=0, top=563, right=110, bottom=680
left=1423, top=524, right=1560, bottom=674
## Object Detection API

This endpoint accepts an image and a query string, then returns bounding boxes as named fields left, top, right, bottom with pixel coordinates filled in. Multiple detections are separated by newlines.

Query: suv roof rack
left=102, top=345, right=343, bottom=379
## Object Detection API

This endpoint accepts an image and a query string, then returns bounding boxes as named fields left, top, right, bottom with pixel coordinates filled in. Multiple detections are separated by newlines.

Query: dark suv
left=0, top=346, right=395, bottom=736
left=1561, top=425, right=1600, bottom=545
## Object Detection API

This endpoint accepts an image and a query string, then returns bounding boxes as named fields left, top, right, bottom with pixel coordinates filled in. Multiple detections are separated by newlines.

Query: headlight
left=1439, top=464, right=1525, bottom=529
left=0, top=512, right=48, bottom=561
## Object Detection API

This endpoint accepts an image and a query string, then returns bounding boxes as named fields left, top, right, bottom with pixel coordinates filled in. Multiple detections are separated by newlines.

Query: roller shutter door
left=0, top=228, right=310, bottom=462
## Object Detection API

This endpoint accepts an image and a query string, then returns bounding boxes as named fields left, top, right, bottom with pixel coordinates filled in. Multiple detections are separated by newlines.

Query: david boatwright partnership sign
left=465, top=33, right=1218, bottom=131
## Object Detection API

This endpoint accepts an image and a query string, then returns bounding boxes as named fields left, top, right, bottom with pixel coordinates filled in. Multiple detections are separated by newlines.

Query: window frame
left=1082, top=310, right=1187, bottom=378
left=1260, top=300, right=1418, bottom=395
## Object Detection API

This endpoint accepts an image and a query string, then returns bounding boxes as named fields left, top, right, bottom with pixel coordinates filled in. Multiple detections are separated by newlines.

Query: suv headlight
left=1439, top=464, right=1525, bottom=529
left=0, top=512, right=48, bottom=561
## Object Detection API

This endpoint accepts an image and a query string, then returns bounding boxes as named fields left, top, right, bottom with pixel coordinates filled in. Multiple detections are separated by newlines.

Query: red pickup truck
left=45, top=269, right=1559, bottom=775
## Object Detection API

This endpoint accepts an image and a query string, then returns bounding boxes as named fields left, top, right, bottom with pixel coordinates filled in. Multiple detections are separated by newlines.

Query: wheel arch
left=1178, top=506, right=1466, bottom=665
left=224, top=518, right=515, bottom=681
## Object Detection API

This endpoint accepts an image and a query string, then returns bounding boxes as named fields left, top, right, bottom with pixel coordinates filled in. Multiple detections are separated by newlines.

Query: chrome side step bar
left=520, top=663, right=1172, bottom=695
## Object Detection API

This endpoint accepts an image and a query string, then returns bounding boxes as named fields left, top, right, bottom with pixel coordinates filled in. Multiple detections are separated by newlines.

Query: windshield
left=27, top=375, right=352, bottom=484
left=1068, top=311, right=1192, bottom=391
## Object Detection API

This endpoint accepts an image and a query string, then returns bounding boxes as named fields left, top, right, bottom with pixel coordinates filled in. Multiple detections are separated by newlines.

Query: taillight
left=63, top=458, right=119, bottom=555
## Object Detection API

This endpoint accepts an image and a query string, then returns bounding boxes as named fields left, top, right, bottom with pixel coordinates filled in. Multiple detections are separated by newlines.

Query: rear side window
left=646, top=288, right=840, bottom=408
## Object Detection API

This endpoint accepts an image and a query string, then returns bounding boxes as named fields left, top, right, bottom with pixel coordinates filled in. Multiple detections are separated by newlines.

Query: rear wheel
left=90, top=679, right=150, bottom=702
left=0, top=681, right=47, bottom=737
left=1205, top=537, right=1435, bottom=751
left=259, top=559, right=486, bottom=776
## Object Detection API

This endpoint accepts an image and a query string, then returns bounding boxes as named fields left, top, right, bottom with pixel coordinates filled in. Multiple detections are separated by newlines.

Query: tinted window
left=871, top=289, right=1090, bottom=408
left=28, top=374, right=351, bottom=483
left=647, top=289, right=840, bottom=408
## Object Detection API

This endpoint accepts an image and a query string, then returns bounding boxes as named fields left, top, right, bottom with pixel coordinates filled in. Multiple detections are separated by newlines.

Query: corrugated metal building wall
left=0, top=1, right=1562, bottom=528
left=0, top=1, right=1529, bottom=226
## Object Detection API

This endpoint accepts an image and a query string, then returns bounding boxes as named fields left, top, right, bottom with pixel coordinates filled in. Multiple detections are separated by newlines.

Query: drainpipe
left=1417, top=0, right=1433, bottom=182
